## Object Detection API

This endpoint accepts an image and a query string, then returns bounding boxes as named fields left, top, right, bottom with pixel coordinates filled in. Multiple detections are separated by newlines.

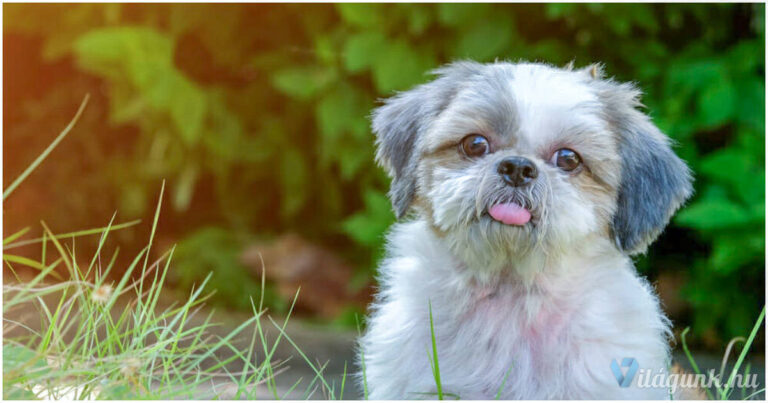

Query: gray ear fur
left=372, top=61, right=481, bottom=219
left=600, top=81, right=694, bottom=254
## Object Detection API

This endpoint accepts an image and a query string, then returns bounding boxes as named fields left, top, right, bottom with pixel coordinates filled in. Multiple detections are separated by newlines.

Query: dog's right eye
left=551, top=148, right=583, bottom=172
left=460, top=134, right=490, bottom=158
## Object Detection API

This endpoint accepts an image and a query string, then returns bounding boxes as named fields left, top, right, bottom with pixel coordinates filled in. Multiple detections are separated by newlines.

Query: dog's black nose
left=498, top=157, right=538, bottom=187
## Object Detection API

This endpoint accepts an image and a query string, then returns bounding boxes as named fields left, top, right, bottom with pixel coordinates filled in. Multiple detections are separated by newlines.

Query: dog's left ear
left=599, top=81, right=693, bottom=255
left=372, top=61, right=481, bottom=219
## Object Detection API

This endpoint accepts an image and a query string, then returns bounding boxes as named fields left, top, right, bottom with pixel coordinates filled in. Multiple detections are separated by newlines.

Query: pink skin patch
left=488, top=202, right=531, bottom=226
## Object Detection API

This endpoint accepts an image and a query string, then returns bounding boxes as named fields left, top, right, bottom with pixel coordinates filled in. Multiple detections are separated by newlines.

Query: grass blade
left=3, top=94, right=89, bottom=200
left=4, top=219, right=141, bottom=250
left=3, top=227, right=30, bottom=245
left=680, top=327, right=715, bottom=400
left=719, top=306, right=765, bottom=399
left=428, top=301, right=444, bottom=400
left=3, top=254, right=49, bottom=271
left=495, top=365, right=514, bottom=399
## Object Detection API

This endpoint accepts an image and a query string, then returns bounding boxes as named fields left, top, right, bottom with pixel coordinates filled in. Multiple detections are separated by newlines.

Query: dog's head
left=373, top=61, right=692, bottom=270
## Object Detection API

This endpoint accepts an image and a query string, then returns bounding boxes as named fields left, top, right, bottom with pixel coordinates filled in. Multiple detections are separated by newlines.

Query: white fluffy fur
left=361, top=220, right=671, bottom=399
left=360, top=62, right=689, bottom=399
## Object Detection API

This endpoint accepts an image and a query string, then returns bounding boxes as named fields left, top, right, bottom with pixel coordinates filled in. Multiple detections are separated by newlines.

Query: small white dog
left=359, top=61, right=693, bottom=399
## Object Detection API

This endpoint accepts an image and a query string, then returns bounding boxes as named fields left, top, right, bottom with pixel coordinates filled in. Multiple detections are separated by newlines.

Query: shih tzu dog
left=359, top=61, right=693, bottom=399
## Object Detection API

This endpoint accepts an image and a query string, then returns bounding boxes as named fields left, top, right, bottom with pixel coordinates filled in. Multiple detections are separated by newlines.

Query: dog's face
left=373, top=62, right=692, bottom=271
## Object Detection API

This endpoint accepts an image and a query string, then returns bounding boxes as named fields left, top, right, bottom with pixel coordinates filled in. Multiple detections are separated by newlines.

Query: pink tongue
left=488, top=203, right=531, bottom=226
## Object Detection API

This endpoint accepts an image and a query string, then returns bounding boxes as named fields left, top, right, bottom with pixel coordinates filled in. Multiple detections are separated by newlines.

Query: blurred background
left=4, top=3, right=765, bottom=353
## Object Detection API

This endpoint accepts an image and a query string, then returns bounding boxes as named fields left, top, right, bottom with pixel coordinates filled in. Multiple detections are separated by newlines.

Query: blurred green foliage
left=4, top=4, right=764, bottom=344
left=170, top=226, right=284, bottom=312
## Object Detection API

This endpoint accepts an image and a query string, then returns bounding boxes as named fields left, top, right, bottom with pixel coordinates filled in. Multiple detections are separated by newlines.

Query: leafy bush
left=4, top=3, right=764, bottom=344
left=170, top=226, right=285, bottom=312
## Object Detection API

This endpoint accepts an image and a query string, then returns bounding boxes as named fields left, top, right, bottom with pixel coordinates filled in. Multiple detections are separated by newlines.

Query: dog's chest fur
left=360, top=221, right=672, bottom=399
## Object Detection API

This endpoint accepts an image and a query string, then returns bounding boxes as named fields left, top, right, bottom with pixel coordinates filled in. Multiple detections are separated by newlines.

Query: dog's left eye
left=460, top=134, right=490, bottom=158
left=551, top=148, right=582, bottom=172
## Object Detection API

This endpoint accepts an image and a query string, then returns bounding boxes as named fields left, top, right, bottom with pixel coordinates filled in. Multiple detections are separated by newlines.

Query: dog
left=358, top=61, right=693, bottom=399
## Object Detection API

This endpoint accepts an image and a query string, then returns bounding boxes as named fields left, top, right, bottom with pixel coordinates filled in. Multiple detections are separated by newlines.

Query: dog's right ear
left=597, top=80, right=693, bottom=255
left=372, top=62, right=480, bottom=219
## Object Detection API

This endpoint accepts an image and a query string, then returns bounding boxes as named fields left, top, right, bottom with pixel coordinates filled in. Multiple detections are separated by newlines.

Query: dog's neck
left=432, top=224, right=628, bottom=288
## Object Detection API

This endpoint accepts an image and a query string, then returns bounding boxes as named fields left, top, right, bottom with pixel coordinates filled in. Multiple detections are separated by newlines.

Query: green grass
left=2, top=99, right=354, bottom=400
left=681, top=306, right=766, bottom=400
left=428, top=301, right=444, bottom=400
left=3, top=188, right=351, bottom=399
left=2, top=95, right=89, bottom=200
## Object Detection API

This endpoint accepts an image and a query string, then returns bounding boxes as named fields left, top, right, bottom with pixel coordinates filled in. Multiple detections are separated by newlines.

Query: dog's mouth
left=487, top=202, right=531, bottom=226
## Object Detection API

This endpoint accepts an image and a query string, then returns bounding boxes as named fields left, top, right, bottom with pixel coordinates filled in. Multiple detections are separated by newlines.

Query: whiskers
left=475, top=169, right=493, bottom=219
left=532, top=176, right=552, bottom=254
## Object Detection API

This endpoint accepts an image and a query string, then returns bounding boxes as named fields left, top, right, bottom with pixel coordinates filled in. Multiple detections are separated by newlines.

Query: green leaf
left=734, top=78, right=765, bottom=132
left=626, top=5, right=659, bottom=34
left=437, top=4, right=491, bottom=27
left=73, top=27, right=173, bottom=79
left=271, top=67, right=335, bottom=100
left=726, top=39, right=762, bottom=75
left=667, top=60, right=722, bottom=92
left=343, top=32, right=387, bottom=73
left=710, top=234, right=764, bottom=273
left=315, top=85, right=371, bottom=177
left=401, top=4, right=433, bottom=35
left=545, top=3, right=578, bottom=20
left=108, top=83, right=146, bottom=124
left=372, top=41, right=434, bottom=93
left=336, top=4, right=385, bottom=28
left=314, top=34, right=337, bottom=65
left=74, top=27, right=207, bottom=143
left=676, top=198, right=753, bottom=230
left=203, top=91, right=251, bottom=162
left=452, top=17, right=514, bottom=61
left=699, top=148, right=765, bottom=205
left=168, top=75, right=207, bottom=145
left=338, top=147, right=370, bottom=180
left=341, top=189, right=394, bottom=246
left=699, top=149, right=753, bottom=184
left=315, top=87, right=368, bottom=140
left=697, top=77, right=737, bottom=128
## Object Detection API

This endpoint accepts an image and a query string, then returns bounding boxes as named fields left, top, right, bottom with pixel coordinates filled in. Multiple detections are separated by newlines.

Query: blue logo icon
left=610, top=358, right=639, bottom=388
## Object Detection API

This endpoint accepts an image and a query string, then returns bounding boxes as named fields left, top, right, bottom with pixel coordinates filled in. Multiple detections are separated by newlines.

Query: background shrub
left=4, top=3, right=764, bottom=348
